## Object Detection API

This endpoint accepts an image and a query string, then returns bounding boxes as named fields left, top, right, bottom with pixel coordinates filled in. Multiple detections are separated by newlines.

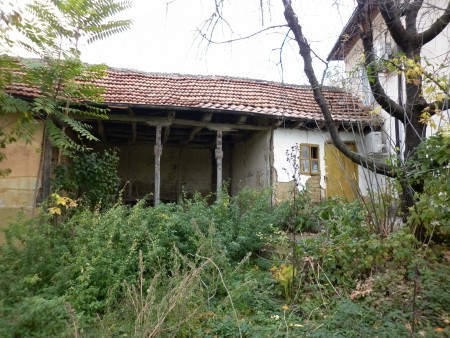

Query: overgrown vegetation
left=52, top=149, right=121, bottom=208
left=1, top=132, right=449, bottom=337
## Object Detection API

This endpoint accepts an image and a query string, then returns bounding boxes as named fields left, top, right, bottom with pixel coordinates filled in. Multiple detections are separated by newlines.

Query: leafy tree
left=13, top=0, right=132, bottom=153
left=0, top=4, right=36, bottom=176
left=199, top=0, right=450, bottom=240
left=1, top=0, right=131, bottom=196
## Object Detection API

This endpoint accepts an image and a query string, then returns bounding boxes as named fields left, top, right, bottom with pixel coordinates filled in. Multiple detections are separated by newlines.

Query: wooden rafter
left=236, top=115, right=247, bottom=124
left=185, top=113, right=213, bottom=144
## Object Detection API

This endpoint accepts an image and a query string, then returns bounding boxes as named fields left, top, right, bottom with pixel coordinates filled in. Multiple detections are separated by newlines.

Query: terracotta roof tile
left=8, top=67, right=373, bottom=124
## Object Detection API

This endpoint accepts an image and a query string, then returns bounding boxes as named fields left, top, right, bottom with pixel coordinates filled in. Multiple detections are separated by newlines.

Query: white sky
left=11, top=0, right=357, bottom=85
left=80, top=0, right=356, bottom=85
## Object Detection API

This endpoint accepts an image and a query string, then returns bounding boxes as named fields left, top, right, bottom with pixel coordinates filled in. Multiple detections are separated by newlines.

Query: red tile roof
left=8, top=67, right=372, bottom=124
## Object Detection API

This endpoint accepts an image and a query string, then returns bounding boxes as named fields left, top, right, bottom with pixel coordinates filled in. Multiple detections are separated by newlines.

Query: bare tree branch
left=378, top=0, right=412, bottom=51
left=281, top=0, right=394, bottom=177
left=358, top=1, right=406, bottom=121
left=196, top=24, right=287, bottom=45
left=418, top=0, right=450, bottom=45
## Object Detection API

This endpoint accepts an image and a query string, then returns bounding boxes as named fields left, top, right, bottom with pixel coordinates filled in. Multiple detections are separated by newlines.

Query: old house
left=2, top=68, right=381, bottom=220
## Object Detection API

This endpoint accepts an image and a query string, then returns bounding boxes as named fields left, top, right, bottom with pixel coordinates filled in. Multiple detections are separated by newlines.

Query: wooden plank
left=163, top=111, right=175, bottom=144
left=97, top=120, right=107, bottom=141
left=41, top=133, right=52, bottom=201
left=128, top=108, right=137, bottom=144
left=177, top=147, right=183, bottom=198
left=273, top=119, right=284, bottom=127
left=131, top=121, right=137, bottom=144
left=236, top=115, right=247, bottom=124
left=294, top=121, right=306, bottom=128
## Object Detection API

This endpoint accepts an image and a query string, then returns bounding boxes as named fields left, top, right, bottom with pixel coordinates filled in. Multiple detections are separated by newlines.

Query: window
left=300, top=144, right=320, bottom=175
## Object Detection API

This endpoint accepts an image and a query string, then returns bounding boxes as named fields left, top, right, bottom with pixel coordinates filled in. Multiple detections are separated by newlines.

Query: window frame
left=299, top=144, right=320, bottom=175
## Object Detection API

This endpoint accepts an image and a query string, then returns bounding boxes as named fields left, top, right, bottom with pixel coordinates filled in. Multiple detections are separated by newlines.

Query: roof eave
left=327, top=7, right=360, bottom=61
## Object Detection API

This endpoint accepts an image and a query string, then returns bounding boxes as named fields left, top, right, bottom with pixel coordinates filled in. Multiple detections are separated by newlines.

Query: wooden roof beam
left=294, top=121, right=306, bottom=129
left=236, top=115, right=247, bottom=124
left=102, top=115, right=271, bottom=131
left=185, top=113, right=213, bottom=144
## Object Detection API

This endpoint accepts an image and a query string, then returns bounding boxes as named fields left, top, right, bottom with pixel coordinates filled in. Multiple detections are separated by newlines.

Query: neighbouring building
left=327, top=0, right=450, bottom=153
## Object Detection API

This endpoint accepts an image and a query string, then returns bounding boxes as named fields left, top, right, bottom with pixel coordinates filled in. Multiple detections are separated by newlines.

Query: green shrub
left=0, top=296, right=73, bottom=338
left=2, top=186, right=447, bottom=337
left=0, top=188, right=286, bottom=335
left=407, top=133, right=450, bottom=243
left=53, top=149, right=121, bottom=208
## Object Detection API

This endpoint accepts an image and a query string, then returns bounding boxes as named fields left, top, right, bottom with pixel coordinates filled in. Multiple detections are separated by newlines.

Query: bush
left=1, top=186, right=448, bottom=337
left=407, top=133, right=450, bottom=243
left=52, top=149, right=121, bottom=208
left=0, top=188, right=285, bottom=335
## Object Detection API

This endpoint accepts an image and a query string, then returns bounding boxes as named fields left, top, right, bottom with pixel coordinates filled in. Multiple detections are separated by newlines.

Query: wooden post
left=41, top=134, right=52, bottom=202
left=154, top=125, right=162, bottom=206
left=177, top=146, right=183, bottom=200
left=215, top=130, right=223, bottom=201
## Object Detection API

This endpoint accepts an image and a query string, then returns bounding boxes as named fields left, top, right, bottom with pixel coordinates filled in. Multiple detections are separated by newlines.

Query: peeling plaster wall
left=272, top=128, right=378, bottom=200
left=231, top=131, right=271, bottom=195
left=99, top=144, right=213, bottom=201
left=0, top=121, right=44, bottom=243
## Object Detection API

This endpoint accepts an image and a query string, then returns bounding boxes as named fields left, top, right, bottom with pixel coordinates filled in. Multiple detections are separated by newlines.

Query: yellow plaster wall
left=0, top=121, right=44, bottom=242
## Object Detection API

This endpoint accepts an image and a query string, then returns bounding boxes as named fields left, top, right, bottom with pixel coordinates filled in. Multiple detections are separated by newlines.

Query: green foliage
left=1, top=0, right=131, bottom=156
left=408, top=132, right=450, bottom=243
left=295, top=200, right=418, bottom=295
left=0, top=189, right=284, bottom=336
left=1, top=189, right=448, bottom=337
left=0, top=55, right=38, bottom=175
left=53, top=149, right=121, bottom=208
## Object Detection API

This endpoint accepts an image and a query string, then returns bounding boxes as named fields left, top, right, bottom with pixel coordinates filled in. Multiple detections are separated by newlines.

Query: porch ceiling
left=87, top=106, right=273, bottom=147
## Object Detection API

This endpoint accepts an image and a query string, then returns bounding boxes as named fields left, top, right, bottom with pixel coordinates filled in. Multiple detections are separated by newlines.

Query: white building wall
left=272, top=128, right=381, bottom=197
left=343, top=1, right=450, bottom=150
left=231, top=131, right=271, bottom=195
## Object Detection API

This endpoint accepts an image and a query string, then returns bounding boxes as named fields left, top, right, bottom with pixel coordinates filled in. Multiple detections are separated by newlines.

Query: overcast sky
left=9, top=0, right=356, bottom=85
left=79, top=0, right=356, bottom=85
